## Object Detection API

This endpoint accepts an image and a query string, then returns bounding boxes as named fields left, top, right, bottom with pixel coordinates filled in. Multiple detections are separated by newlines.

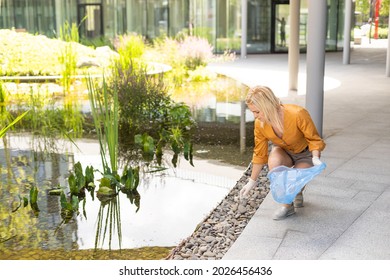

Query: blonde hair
left=245, top=85, right=284, bottom=133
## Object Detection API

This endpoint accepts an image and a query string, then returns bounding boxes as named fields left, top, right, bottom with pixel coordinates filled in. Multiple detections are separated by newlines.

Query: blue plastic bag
left=267, top=162, right=326, bottom=204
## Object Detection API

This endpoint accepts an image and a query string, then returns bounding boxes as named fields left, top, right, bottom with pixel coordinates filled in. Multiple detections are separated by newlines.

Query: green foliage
left=216, top=37, right=241, bottom=53
left=146, top=35, right=214, bottom=86
left=355, top=0, right=389, bottom=22
left=108, top=59, right=197, bottom=168
left=80, top=36, right=114, bottom=49
left=0, top=29, right=108, bottom=77
left=59, top=21, right=79, bottom=94
left=87, top=75, right=119, bottom=174
left=29, top=185, right=40, bottom=216
left=365, top=26, right=389, bottom=39
left=86, top=74, right=143, bottom=230
left=113, top=33, right=146, bottom=71
left=0, top=110, right=29, bottom=138
left=135, top=133, right=155, bottom=162
left=177, top=36, right=213, bottom=70
left=120, top=166, right=141, bottom=212
left=11, top=88, right=83, bottom=153
left=192, top=26, right=213, bottom=43
left=68, top=161, right=95, bottom=196
left=60, top=191, right=79, bottom=223
left=187, top=66, right=217, bottom=82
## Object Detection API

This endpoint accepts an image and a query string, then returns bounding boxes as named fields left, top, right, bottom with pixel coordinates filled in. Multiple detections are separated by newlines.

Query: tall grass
left=86, top=75, right=119, bottom=174
left=59, top=21, right=79, bottom=94
left=0, top=110, right=29, bottom=138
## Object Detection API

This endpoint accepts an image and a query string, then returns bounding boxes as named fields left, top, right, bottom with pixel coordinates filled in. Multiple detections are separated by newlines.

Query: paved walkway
left=207, top=39, right=390, bottom=260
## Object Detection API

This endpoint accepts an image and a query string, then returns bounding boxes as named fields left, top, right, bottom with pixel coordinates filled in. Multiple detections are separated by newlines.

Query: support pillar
left=306, top=0, right=327, bottom=137
left=343, top=0, right=352, bottom=65
left=387, top=2, right=390, bottom=77
left=240, top=99, right=246, bottom=154
left=288, top=0, right=300, bottom=92
left=241, top=0, right=248, bottom=59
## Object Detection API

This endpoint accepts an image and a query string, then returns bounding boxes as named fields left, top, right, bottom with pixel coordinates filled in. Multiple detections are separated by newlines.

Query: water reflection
left=170, top=77, right=254, bottom=124
left=0, top=75, right=252, bottom=256
left=0, top=135, right=244, bottom=251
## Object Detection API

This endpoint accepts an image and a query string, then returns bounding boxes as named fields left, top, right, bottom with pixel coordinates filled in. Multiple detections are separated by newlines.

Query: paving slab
left=219, top=40, right=390, bottom=260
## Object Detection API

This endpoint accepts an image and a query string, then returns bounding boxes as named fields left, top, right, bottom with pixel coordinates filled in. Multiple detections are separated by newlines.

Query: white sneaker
left=273, top=204, right=295, bottom=220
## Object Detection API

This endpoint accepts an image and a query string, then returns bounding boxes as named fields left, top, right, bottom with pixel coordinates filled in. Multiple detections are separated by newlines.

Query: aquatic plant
left=86, top=74, right=142, bottom=250
left=86, top=75, right=119, bottom=174
left=58, top=21, right=79, bottom=94
left=0, top=110, right=29, bottom=138
left=0, top=81, right=30, bottom=138
left=108, top=59, right=196, bottom=169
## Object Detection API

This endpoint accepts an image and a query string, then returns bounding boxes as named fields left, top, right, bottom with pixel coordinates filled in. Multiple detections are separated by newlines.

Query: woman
left=240, top=85, right=325, bottom=220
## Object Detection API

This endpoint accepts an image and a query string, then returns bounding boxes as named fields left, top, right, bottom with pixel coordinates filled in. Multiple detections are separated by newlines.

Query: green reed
left=86, top=75, right=119, bottom=174
left=59, top=21, right=79, bottom=95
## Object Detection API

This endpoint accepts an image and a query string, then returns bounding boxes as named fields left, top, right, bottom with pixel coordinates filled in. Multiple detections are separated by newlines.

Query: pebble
left=166, top=165, right=270, bottom=260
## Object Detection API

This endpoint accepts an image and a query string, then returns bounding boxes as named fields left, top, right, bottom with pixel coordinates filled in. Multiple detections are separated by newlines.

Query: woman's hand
left=312, top=156, right=322, bottom=166
left=239, top=178, right=257, bottom=200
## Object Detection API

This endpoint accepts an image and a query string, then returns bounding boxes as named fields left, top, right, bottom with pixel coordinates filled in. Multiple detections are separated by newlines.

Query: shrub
left=177, top=36, right=214, bottom=70
left=113, top=33, right=145, bottom=64
left=107, top=60, right=197, bottom=167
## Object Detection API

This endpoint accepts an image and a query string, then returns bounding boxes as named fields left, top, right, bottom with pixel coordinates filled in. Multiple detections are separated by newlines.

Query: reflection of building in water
left=190, top=100, right=254, bottom=124
left=0, top=144, right=79, bottom=251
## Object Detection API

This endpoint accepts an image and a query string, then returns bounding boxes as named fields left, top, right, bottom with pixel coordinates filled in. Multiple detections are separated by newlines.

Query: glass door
left=272, top=1, right=289, bottom=53
left=78, top=4, right=103, bottom=38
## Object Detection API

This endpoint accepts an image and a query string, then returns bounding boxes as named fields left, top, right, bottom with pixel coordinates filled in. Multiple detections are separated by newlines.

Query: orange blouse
left=252, top=104, right=326, bottom=164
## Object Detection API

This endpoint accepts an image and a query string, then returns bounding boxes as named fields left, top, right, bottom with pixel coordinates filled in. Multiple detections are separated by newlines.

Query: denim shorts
left=284, top=146, right=313, bottom=166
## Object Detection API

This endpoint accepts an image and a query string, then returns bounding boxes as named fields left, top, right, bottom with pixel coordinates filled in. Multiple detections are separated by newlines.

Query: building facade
left=0, top=0, right=345, bottom=54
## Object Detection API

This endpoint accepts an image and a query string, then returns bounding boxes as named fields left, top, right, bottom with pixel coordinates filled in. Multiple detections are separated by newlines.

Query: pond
left=0, top=75, right=254, bottom=259
left=0, top=134, right=244, bottom=251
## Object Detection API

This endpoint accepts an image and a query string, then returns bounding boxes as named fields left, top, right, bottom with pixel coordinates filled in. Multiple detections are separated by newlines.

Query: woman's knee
left=268, top=146, right=292, bottom=170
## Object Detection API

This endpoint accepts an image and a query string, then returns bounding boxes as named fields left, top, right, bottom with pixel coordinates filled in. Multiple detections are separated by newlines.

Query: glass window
left=126, top=0, right=146, bottom=35
left=0, top=0, right=55, bottom=36
left=0, top=0, right=14, bottom=29
left=247, top=0, right=271, bottom=53
left=336, top=0, right=345, bottom=50
left=79, top=0, right=102, bottom=4
left=327, top=0, right=341, bottom=51
left=35, top=0, right=56, bottom=35
left=215, top=0, right=241, bottom=54
left=299, top=0, right=308, bottom=52
left=190, top=0, right=216, bottom=45
left=126, top=0, right=168, bottom=40
left=103, top=0, right=115, bottom=38
left=274, top=2, right=289, bottom=52
left=14, top=0, right=27, bottom=30
left=169, top=0, right=190, bottom=37
left=146, top=0, right=168, bottom=40
left=78, top=4, right=102, bottom=38
left=117, top=0, right=127, bottom=35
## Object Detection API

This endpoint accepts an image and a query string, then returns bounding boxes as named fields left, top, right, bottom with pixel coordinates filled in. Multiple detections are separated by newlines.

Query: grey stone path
left=213, top=41, right=390, bottom=260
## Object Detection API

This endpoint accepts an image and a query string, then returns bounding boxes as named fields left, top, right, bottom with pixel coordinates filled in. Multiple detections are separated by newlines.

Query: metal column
left=241, top=0, right=248, bottom=59
left=343, top=0, right=353, bottom=65
left=305, top=0, right=327, bottom=137
left=387, top=2, right=390, bottom=77
left=288, top=0, right=301, bottom=92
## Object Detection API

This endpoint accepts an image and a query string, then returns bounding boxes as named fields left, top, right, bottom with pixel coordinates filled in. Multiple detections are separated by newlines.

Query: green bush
left=108, top=60, right=196, bottom=167
left=113, top=33, right=146, bottom=70
left=365, top=26, right=389, bottom=39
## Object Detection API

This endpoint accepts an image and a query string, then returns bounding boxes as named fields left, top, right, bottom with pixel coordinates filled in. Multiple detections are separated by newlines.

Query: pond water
left=0, top=134, right=245, bottom=252
left=0, top=75, right=256, bottom=258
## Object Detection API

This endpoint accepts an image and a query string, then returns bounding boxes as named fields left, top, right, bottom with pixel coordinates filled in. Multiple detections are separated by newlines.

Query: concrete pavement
left=208, top=39, right=390, bottom=260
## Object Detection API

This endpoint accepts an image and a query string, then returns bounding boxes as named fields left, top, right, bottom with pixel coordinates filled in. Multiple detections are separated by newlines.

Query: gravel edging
left=166, top=164, right=270, bottom=260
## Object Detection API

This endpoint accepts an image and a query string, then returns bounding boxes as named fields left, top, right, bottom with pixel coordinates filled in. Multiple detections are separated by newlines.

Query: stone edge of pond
left=166, top=164, right=270, bottom=260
